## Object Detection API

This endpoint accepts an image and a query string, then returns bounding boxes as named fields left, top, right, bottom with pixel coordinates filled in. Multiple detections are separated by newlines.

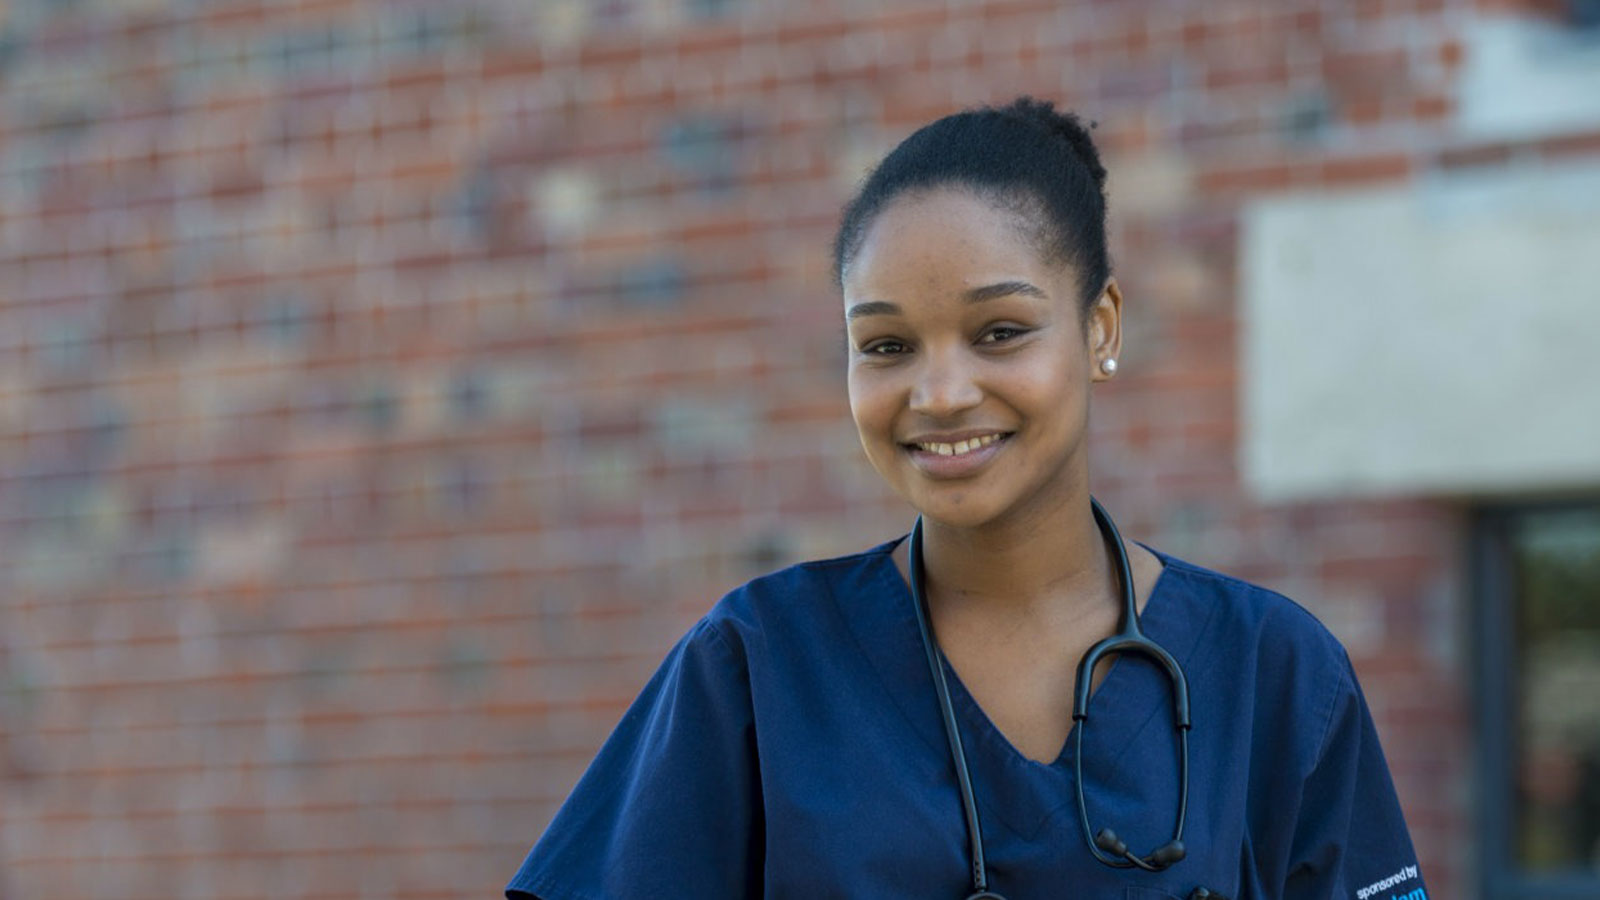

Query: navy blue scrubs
left=507, top=537, right=1428, bottom=900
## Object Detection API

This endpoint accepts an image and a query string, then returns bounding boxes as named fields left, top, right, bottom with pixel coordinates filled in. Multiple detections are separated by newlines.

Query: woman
left=505, top=98, right=1428, bottom=900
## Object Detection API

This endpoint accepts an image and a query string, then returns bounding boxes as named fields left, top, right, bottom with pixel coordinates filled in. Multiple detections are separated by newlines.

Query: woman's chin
left=901, top=476, right=1072, bottom=534
left=901, top=492, right=1013, bottom=532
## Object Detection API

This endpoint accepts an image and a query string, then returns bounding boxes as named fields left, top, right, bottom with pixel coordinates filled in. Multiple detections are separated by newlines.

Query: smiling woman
left=842, top=188, right=1106, bottom=534
left=504, top=98, right=1428, bottom=900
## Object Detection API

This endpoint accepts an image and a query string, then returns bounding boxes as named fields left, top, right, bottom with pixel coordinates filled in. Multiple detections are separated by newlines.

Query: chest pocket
left=1123, top=889, right=1185, bottom=900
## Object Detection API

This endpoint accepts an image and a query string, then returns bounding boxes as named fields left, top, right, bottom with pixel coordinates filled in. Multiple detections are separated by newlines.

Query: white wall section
left=1241, top=162, right=1600, bottom=501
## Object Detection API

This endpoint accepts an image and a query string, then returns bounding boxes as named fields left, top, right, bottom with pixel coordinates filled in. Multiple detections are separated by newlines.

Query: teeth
left=916, top=434, right=1005, bottom=456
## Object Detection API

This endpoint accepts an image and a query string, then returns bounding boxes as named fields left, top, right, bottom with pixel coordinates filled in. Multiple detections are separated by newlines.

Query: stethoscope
left=908, top=497, right=1227, bottom=900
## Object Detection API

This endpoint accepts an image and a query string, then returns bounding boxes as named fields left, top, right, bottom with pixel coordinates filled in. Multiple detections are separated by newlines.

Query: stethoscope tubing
left=907, top=514, right=992, bottom=895
left=907, top=497, right=1194, bottom=900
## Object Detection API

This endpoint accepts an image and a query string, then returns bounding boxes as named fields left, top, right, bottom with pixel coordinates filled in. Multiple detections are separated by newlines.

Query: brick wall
left=3, top=0, right=1594, bottom=897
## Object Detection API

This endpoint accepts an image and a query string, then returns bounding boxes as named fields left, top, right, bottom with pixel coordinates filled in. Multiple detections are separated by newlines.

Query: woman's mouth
left=908, top=433, right=1008, bottom=456
left=901, top=432, right=1012, bottom=477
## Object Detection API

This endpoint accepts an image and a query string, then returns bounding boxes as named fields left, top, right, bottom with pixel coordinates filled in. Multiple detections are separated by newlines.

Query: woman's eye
left=862, top=340, right=908, bottom=356
left=980, top=326, right=1027, bottom=343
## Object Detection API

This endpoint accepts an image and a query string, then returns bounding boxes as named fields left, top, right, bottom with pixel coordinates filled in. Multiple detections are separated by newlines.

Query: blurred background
left=1, top=0, right=1598, bottom=897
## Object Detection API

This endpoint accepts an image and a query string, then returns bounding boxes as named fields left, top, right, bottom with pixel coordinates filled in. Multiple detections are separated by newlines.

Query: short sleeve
left=505, top=619, right=762, bottom=900
left=1283, top=653, right=1428, bottom=900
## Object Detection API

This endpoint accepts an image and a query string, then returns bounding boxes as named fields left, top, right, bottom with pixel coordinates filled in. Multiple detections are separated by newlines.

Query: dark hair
left=831, top=97, right=1110, bottom=314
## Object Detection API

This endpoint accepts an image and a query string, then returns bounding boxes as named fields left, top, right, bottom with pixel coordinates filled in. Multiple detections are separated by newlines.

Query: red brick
left=1436, top=141, right=1515, bottom=169
left=674, top=21, right=744, bottom=56
left=1538, top=128, right=1600, bottom=160
left=871, top=5, right=951, bottom=31
left=1323, top=47, right=1412, bottom=105
left=1289, top=8, right=1324, bottom=38
left=1204, top=59, right=1291, bottom=91
left=1196, top=161, right=1295, bottom=195
left=1181, top=18, right=1218, bottom=50
left=1412, top=93, right=1453, bottom=121
left=1318, top=152, right=1412, bottom=185
left=1438, top=38, right=1464, bottom=70
left=578, top=38, right=646, bottom=69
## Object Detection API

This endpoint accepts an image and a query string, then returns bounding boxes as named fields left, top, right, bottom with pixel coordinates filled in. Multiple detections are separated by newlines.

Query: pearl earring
left=1100, top=358, right=1118, bottom=375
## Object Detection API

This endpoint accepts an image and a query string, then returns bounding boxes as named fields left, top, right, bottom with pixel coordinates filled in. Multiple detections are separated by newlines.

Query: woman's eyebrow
left=963, top=280, right=1046, bottom=303
left=846, top=300, right=901, bottom=321
left=845, top=281, right=1047, bottom=321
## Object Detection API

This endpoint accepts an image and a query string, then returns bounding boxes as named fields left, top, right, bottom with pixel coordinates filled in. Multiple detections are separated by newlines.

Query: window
left=1476, top=501, right=1600, bottom=898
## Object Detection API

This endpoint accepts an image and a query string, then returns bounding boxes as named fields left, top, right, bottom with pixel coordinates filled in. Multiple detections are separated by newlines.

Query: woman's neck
left=916, top=493, right=1116, bottom=624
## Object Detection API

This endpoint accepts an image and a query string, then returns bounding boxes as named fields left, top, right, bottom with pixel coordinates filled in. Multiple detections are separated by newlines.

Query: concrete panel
left=1458, top=17, right=1600, bottom=142
left=1241, top=163, right=1600, bottom=501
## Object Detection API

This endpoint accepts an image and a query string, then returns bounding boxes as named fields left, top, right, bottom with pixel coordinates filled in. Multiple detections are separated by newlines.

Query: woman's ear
left=1088, top=278, right=1124, bottom=382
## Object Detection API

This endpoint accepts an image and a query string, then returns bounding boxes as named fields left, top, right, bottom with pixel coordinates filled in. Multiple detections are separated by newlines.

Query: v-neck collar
left=831, top=534, right=1219, bottom=841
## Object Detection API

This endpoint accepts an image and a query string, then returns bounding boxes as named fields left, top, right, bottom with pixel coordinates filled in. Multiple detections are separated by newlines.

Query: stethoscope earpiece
left=1094, top=828, right=1127, bottom=856
left=1152, top=839, right=1186, bottom=867
left=1095, top=828, right=1186, bottom=871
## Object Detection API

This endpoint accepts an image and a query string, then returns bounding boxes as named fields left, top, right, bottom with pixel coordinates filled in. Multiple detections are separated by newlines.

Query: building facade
left=1, top=0, right=1598, bottom=897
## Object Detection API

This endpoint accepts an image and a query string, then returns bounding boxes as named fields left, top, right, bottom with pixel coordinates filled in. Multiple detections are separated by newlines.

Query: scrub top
left=506, top=537, right=1428, bottom=900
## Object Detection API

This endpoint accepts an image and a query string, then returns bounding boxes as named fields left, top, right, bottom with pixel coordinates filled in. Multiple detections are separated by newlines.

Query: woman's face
left=842, top=187, right=1121, bottom=530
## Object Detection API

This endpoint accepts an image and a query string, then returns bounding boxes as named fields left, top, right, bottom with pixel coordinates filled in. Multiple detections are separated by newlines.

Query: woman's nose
left=909, top=353, right=983, bottom=418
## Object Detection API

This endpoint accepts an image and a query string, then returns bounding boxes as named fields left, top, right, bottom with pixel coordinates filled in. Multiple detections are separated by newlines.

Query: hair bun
left=996, top=96, right=1107, bottom=192
left=832, top=94, right=1112, bottom=307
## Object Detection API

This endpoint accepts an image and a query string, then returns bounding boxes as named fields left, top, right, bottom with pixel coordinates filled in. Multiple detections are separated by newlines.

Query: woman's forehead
left=842, top=189, right=1070, bottom=302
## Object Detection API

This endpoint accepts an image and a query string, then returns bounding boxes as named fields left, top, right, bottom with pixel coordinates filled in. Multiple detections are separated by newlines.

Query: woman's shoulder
left=699, top=535, right=906, bottom=651
left=1142, top=545, right=1355, bottom=676
left=1145, top=547, right=1369, bottom=765
left=706, top=535, right=905, bottom=618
